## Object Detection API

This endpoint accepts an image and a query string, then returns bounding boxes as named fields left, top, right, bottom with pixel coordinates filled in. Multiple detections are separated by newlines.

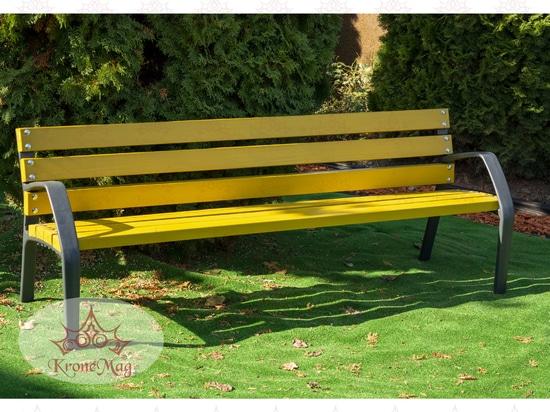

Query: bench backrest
left=17, top=109, right=453, bottom=217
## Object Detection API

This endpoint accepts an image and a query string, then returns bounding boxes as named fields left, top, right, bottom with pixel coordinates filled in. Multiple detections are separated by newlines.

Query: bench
left=16, top=108, right=514, bottom=328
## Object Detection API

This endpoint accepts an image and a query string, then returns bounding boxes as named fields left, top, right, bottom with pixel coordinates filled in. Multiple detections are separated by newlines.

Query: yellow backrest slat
left=20, top=135, right=452, bottom=182
left=16, top=109, right=449, bottom=152
left=23, top=164, right=454, bottom=216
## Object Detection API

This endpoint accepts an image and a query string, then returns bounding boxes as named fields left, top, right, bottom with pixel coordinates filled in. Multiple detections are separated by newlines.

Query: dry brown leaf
left=19, top=319, right=36, bottom=330
left=208, top=351, right=224, bottom=360
left=205, top=381, right=233, bottom=392
left=205, top=295, right=226, bottom=307
left=381, top=275, right=398, bottom=281
left=514, top=336, right=533, bottom=343
left=525, top=390, right=534, bottom=398
left=295, top=371, right=307, bottom=378
left=254, top=329, right=272, bottom=336
left=115, top=382, right=142, bottom=390
left=398, top=393, right=415, bottom=399
left=366, top=332, right=379, bottom=347
left=149, top=386, right=164, bottom=398
left=529, top=360, right=538, bottom=367
left=24, top=368, right=42, bottom=376
left=431, top=352, right=452, bottom=359
left=3, top=287, right=17, bottom=293
left=306, top=381, right=320, bottom=389
left=345, top=363, right=362, bottom=374
left=342, top=306, right=360, bottom=315
left=477, top=366, right=488, bottom=374
left=304, top=349, right=323, bottom=357
left=156, top=373, right=170, bottom=378
left=0, top=294, right=14, bottom=306
left=458, top=374, right=477, bottom=381
left=412, top=355, right=428, bottom=361
left=292, top=338, right=309, bottom=348
left=281, top=362, right=299, bottom=371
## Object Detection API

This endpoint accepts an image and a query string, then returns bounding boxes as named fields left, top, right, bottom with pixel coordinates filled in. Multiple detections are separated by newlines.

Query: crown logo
left=51, top=306, right=132, bottom=356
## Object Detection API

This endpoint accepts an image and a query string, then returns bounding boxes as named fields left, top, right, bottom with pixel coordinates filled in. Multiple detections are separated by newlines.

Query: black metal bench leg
left=61, top=244, right=81, bottom=332
left=494, top=204, right=514, bottom=294
left=419, top=216, right=440, bottom=261
left=20, top=236, right=38, bottom=302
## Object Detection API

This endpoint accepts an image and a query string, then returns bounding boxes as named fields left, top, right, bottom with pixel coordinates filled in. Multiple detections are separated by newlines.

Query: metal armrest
left=21, top=181, right=80, bottom=329
left=442, top=151, right=514, bottom=220
left=442, top=151, right=514, bottom=293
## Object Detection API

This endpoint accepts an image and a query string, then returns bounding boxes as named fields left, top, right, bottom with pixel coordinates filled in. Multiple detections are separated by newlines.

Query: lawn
left=1, top=191, right=550, bottom=400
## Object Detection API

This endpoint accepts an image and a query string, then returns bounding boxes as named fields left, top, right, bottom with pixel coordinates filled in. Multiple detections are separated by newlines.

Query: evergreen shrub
left=368, top=14, right=550, bottom=179
left=0, top=14, right=342, bottom=201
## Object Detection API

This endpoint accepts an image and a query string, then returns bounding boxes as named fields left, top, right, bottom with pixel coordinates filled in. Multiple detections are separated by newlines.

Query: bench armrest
left=443, top=151, right=515, bottom=219
left=23, top=181, right=79, bottom=253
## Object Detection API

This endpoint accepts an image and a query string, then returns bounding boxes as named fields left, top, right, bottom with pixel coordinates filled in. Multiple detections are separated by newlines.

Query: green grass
left=1, top=191, right=549, bottom=399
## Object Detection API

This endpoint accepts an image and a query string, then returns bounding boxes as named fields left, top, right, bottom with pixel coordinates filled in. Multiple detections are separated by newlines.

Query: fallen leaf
left=345, top=363, right=362, bottom=374
left=344, top=262, right=354, bottom=268
left=304, top=349, right=323, bottom=357
left=431, top=352, right=452, bottom=359
left=514, top=336, right=533, bottom=343
left=477, top=366, right=487, bottom=374
left=149, top=386, right=164, bottom=398
left=366, top=332, right=379, bottom=347
left=398, top=393, right=415, bottom=399
left=3, top=287, right=17, bottom=293
left=281, top=362, right=299, bottom=371
left=381, top=275, right=398, bottom=281
left=412, top=355, right=428, bottom=361
left=115, top=382, right=142, bottom=390
left=19, top=319, right=36, bottom=330
left=306, top=381, right=320, bottom=389
left=295, top=372, right=307, bottom=378
left=529, top=360, right=538, bottom=367
left=526, top=390, right=534, bottom=398
left=292, top=339, right=309, bottom=348
left=156, top=373, right=170, bottom=378
left=458, top=373, right=477, bottom=381
left=205, top=295, right=226, bottom=307
left=342, top=306, right=360, bottom=315
left=24, top=368, right=42, bottom=376
left=205, top=381, right=233, bottom=392
left=254, top=329, right=272, bottom=336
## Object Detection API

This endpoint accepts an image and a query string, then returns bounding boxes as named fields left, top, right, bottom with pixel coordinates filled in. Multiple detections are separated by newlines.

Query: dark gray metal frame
left=20, top=150, right=81, bottom=330
left=418, top=152, right=515, bottom=294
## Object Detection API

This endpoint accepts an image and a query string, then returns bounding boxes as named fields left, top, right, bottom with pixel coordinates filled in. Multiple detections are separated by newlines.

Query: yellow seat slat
left=24, top=164, right=454, bottom=215
left=16, top=109, right=449, bottom=152
left=20, top=135, right=452, bottom=182
left=28, top=191, right=498, bottom=252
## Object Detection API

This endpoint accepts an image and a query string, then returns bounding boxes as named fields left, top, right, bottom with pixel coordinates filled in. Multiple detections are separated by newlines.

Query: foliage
left=0, top=14, right=342, bottom=201
left=368, top=14, right=550, bottom=179
left=317, top=60, right=372, bottom=114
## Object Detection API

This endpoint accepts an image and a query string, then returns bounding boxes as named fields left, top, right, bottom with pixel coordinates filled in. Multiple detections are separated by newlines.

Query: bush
left=368, top=14, right=550, bottom=179
left=0, top=14, right=342, bottom=201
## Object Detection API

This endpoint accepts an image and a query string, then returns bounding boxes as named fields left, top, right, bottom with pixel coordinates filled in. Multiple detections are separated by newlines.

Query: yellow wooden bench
left=17, top=108, right=514, bottom=328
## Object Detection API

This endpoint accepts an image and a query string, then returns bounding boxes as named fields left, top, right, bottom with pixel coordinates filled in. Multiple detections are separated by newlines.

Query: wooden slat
left=20, top=135, right=452, bottom=182
left=28, top=190, right=498, bottom=251
left=23, top=164, right=455, bottom=215
left=16, top=109, right=450, bottom=152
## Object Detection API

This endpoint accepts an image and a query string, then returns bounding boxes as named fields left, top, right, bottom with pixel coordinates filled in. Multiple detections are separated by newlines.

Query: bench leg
left=419, top=216, right=440, bottom=261
left=494, top=206, right=514, bottom=294
left=61, top=246, right=81, bottom=333
left=20, top=236, right=38, bottom=302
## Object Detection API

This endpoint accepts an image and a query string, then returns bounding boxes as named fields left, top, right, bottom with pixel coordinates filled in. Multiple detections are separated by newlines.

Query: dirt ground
left=453, top=164, right=550, bottom=238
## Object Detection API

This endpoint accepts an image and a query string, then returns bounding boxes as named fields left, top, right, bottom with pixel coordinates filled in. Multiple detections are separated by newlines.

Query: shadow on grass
left=121, top=218, right=550, bottom=349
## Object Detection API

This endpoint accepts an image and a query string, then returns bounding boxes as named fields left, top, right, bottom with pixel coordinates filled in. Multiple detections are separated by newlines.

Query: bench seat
left=30, top=190, right=498, bottom=251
